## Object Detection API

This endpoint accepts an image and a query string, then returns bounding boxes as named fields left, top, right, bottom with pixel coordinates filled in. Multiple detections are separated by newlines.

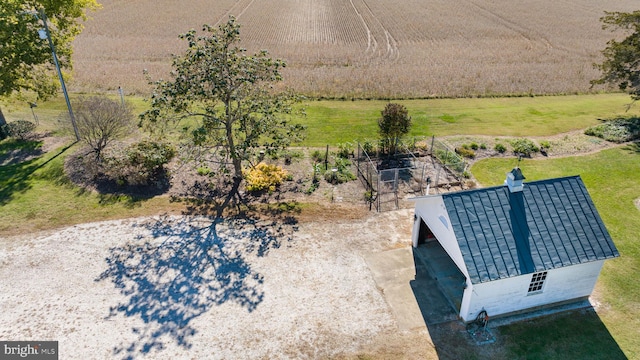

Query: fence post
left=325, top=144, right=329, bottom=171
left=430, top=135, right=435, bottom=155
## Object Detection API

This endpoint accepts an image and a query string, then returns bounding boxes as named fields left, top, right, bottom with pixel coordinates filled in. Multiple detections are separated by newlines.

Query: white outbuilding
left=411, top=168, right=619, bottom=322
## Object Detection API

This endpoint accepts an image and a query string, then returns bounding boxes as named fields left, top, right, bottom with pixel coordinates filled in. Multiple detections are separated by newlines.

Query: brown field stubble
left=72, top=0, right=638, bottom=98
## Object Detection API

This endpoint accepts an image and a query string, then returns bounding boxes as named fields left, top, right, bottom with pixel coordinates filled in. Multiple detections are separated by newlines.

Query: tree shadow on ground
left=623, top=140, right=640, bottom=154
left=96, top=187, right=299, bottom=359
left=0, top=140, right=72, bottom=205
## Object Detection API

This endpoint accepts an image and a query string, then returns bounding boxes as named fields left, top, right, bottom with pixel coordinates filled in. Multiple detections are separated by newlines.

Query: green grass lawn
left=298, top=94, right=640, bottom=146
left=472, top=147, right=640, bottom=359
left=4, top=93, right=639, bottom=147
left=0, top=139, right=182, bottom=236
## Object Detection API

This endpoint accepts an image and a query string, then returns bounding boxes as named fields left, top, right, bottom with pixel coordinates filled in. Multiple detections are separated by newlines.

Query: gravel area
left=0, top=210, right=416, bottom=359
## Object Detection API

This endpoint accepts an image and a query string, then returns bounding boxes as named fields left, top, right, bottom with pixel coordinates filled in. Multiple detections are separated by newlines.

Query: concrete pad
left=364, top=247, right=426, bottom=331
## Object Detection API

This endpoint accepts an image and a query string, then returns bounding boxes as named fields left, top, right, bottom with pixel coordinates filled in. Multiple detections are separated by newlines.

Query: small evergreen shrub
left=480, top=143, right=487, bottom=150
left=494, top=143, right=507, bottom=153
left=470, top=142, right=479, bottom=150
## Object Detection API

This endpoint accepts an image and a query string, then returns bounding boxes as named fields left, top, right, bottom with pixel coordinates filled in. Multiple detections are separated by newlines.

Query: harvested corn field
left=72, top=0, right=638, bottom=98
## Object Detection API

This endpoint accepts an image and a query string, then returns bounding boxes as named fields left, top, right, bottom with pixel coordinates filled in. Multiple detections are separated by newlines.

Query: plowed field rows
left=72, top=0, right=638, bottom=98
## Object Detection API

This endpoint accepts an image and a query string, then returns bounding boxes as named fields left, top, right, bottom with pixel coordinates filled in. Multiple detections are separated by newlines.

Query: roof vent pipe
left=505, top=167, right=525, bottom=193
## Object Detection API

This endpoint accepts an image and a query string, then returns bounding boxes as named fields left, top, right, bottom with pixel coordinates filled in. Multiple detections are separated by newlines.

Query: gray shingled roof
left=442, top=175, right=619, bottom=284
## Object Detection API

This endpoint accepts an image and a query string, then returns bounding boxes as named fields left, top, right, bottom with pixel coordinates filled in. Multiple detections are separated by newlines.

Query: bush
left=60, top=96, right=133, bottom=159
left=539, top=140, right=551, bottom=149
left=584, top=117, right=640, bottom=143
left=311, top=149, right=323, bottom=163
left=306, top=163, right=322, bottom=194
left=434, top=148, right=460, bottom=164
left=4, top=120, right=36, bottom=141
left=105, top=141, right=176, bottom=186
left=494, top=143, right=507, bottom=153
left=378, top=103, right=411, bottom=155
left=455, top=147, right=476, bottom=158
left=337, top=142, right=353, bottom=159
left=479, top=143, right=487, bottom=150
left=510, top=138, right=539, bottom=157
left=362, top=140, right=376, bottom=155
left=284, top=150, right=303, bottom=164
left=470, top=142, right=479, bottom=150
left=244, top=163, right=288, bottom=193
left=324, top=157, right=356, bottom=184
left=197, top=166, right=211, bottom=176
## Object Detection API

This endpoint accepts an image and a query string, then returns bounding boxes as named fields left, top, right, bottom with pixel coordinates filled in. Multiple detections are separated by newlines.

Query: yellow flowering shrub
left=243, top=163, right=288, bottom=193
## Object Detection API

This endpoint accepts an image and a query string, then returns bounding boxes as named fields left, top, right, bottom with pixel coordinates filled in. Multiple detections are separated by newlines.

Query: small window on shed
left=527, top=271, right=547, bottom=294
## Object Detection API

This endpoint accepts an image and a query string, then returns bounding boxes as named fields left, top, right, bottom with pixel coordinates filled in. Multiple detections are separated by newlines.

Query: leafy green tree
left=141, top=17, right=305, bottom=203
left=378, top=103, right=411, bottom=155
left=0, top=0, right=99, bottom=137
left=592, top=11, right=640, bottom=103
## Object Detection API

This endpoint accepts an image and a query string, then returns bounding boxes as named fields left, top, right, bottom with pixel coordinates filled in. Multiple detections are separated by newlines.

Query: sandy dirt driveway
left=0, top=209, right=429, bottom=359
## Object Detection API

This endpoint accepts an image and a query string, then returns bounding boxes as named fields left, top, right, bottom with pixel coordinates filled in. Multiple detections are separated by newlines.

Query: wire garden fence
left=355, top=136, right=468, bottom=212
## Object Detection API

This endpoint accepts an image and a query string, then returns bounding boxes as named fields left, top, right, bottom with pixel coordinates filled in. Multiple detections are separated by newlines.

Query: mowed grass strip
left=471, top=147, right=640, bottom=359
left=5, top=93, right=639, bottom=148
left=299, top=94, right=639, bottom=146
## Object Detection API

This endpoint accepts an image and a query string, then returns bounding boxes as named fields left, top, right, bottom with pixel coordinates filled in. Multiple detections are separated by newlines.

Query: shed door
left=414, top=239, right=466, bottom=313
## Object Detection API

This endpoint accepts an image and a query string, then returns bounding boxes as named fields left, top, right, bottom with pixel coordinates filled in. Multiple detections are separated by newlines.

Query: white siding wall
left=413, top=196, right=474, bottom=317
left=461, top=260, right=605, bottom=321
left=413, top=197, right=469, bottom=279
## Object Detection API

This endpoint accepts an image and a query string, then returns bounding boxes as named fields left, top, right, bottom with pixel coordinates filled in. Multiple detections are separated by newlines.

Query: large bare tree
left=59, top=96, right=133, bottom=159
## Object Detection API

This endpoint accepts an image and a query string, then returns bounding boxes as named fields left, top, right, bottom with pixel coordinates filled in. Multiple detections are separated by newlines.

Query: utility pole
left=38, top=8, right=80, bottom=141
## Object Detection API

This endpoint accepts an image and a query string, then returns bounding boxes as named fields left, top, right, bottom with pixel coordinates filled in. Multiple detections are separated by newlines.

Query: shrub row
left=585, top=117, right=640, bottom=143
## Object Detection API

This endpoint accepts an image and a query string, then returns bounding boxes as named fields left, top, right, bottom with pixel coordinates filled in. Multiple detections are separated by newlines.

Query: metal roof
left=442, top=175, right=619, bottom=284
